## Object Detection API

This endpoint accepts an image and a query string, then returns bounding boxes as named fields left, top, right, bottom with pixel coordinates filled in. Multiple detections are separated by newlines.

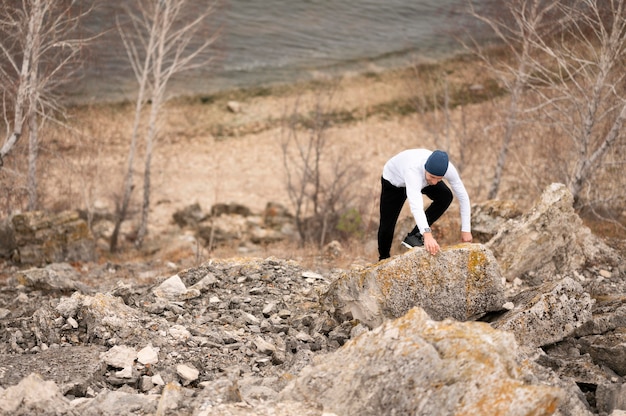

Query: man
left=377, top=149, right=472, bottom=260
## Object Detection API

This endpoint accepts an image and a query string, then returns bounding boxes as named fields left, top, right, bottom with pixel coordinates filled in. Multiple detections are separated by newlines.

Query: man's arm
left=405, top=168, right=430, bottom=233
left=445, top=164, right=472, bottom=234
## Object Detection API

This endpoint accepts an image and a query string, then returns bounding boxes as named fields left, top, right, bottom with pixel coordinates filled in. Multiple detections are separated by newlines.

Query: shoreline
left=70, top=51, right=492, bottom=109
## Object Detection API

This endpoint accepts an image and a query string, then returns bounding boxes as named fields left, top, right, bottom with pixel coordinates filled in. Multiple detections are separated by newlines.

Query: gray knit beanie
left=424, top=150, right=449, bottom=176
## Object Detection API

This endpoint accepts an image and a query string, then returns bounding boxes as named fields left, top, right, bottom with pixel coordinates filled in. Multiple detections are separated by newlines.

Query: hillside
left=2, top=52, right=626, bottom=416
left=3, top=52, right=625, bottom=266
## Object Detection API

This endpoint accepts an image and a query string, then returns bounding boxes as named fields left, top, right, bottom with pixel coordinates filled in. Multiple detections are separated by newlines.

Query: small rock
left=152, top=374, right=165, bottom=386
left=169, top=325, right=192, bottom=342
left=137, top=344, right=159, bottom=365
left=177, top=364, right=199, bottom=385
left=254, top=336, right=276, bottom=355
left=226, top=101, right=241, bottom=113
left=67, top=317, right=79, bottom=329
left=599, top=269, right=612, bottom=278
left=100, top=345, right=137, bottom=370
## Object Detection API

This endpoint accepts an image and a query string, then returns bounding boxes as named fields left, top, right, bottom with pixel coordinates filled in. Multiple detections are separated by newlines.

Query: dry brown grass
left=2, top=52, right=625, bottom=267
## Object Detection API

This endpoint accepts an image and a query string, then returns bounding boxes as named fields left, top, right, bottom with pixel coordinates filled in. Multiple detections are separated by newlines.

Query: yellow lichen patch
left=394, top=308, right=429, bottom=332
left=462, top=379, right=561, bottom=416
left=281, top=373, right=297, bottom=382
left=376, top=266, right=410, bottom=297
left=379, top=255, right=445, bottom=293
left=15, top=274, right=28, bottom=286
left=467, top=248, right=488, bottom=284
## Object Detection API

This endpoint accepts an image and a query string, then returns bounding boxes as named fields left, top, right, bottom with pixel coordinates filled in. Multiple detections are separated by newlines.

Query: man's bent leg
left=421, top=181, right=453, bottom=225
left=378, top=177, right=406, bottom=260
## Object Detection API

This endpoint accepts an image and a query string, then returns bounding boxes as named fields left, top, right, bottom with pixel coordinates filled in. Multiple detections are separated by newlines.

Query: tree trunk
left=27, top=110, right=39, bottom=210
left=569, top=102, right=626, bottom=207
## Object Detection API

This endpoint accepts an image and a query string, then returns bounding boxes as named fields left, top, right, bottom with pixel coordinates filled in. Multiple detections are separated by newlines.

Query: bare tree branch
left=465, top=0, right=560, bottom=199
left=466, top=0, right=626, bottom=209
left=280, top=84, right=365, bottom=247
left=0, top=0, right=95, bottom=210
left=111, top=0, right=219, bottom=251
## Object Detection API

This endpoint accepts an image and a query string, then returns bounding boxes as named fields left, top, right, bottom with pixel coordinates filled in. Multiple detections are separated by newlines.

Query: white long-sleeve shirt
left=382, top=149, right=471, bottom=234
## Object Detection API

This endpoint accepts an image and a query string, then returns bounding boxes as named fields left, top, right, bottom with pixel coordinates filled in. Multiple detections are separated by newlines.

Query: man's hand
left=461, top=231, right=473, bottom=243
left=423, top=233, right=440, bottom=255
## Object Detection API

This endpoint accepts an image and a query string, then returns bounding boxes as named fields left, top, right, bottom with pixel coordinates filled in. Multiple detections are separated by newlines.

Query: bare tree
left=0, top=0, right=92, bottom=210
left=110, top=0, right=219, bottom=252
left=530, top=0, right=626, bottom=208
left=281, top=86, right=365, bottom=248
left=466, top=0, right=626, bottom=208
left=466, top=0, right=562, bottom=199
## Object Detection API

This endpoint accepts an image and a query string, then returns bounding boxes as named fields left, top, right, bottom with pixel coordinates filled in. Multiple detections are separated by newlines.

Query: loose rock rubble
left=0, top=183, right=625, bottom=415
left=0, top=257, right=348, bottom=415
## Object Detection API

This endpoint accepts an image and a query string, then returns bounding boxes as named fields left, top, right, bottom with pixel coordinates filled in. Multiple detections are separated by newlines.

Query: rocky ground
left=1, top=52, right=626, bottom=415
left=0, top=255, right=339, bottom=415
left=0, top=183, right=625, bottom=415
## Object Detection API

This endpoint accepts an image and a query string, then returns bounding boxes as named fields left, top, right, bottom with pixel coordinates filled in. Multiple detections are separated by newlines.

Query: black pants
left=377, top=177, right=453, bottom=260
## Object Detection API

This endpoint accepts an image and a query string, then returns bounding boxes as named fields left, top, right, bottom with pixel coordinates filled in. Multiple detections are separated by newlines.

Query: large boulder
left=486, top=183, right=621, bottom=284
left=491, top=277, right=594, bottom=348
left=579, top=329, right=626, bottom=377
left=172, top=202, right=206, bottom=228
left=471, top=199, right=522, bottom=243
left=0, top=216, right=16, bottom=259
left=11, top=210, right=96, bottom=266
left=278, top=307, right=563, bottom=416
left=321, top=243, right=506, bottom=327
left=0, top=373, right=72, bottom=416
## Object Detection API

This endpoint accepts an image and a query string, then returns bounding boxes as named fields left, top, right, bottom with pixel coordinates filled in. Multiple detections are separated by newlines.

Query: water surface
left=72, top=0, right=493, bottom=103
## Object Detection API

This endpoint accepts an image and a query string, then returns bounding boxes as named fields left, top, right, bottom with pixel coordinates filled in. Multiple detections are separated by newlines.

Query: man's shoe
left=401, top=233, right=424, bottom=249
